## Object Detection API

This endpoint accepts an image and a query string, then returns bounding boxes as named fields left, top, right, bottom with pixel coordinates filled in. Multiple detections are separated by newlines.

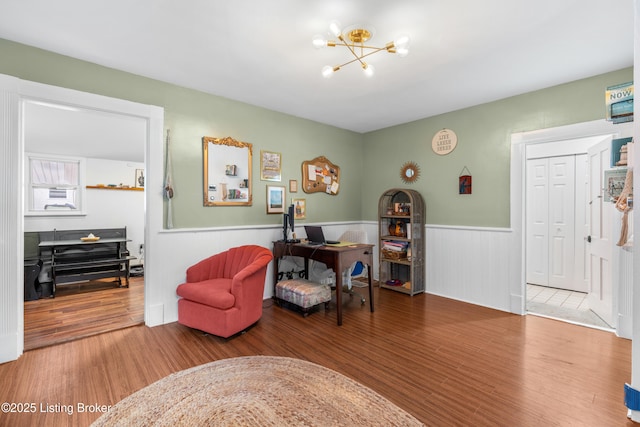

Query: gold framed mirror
left=203, top=136, right=253, bottom=206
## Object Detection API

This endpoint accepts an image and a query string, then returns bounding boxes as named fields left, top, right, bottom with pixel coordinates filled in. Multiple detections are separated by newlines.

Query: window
left=26, top=154, right=86, bottom=215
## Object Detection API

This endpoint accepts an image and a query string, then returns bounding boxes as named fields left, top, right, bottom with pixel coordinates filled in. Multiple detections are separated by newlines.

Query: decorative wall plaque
left=432, top=129, right=458, bottom=155
left=459, top=166, right=472, bottom=194
left=302, top=156, right=340, bottom=195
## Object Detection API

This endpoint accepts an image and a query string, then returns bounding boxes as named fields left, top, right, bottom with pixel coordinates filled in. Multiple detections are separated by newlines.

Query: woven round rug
left=91, top=355, right=423, bottom=426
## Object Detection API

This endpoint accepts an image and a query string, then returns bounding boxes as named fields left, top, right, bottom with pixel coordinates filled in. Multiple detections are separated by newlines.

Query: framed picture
left=604, top=168, right=628, bottom=202
left=292, top=198, right=306, bottom=220
left=260, top=150, right=281, bottom=181
left=135, top=169, right=145, bottom=188
left=289, top=179, right=298, bottom=193
left=266, top=185, right=285, bottom=214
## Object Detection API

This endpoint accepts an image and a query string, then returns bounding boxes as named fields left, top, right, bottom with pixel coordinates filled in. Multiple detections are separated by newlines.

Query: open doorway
left=22, top=99, right=147, bottom=350
left=0, top=74, right=163, bottom=363
left=524, top=136, right=611, bottom=329
left=512, top=119, right=633, bottom=336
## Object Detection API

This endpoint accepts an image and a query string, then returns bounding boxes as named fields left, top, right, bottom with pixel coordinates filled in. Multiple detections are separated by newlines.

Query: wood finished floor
left=3, top=284, right=633, bottom=426
left=24, top=276, right=144, bottom=351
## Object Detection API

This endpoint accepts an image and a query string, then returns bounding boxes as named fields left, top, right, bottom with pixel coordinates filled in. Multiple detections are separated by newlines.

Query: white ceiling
left=0, top=1, right=634, bottom=161
left=23, top=101, right=147, bottom=163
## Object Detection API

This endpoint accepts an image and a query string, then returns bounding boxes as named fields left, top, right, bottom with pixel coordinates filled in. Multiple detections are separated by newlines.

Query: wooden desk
left=272, top=241, right=375, bottom=325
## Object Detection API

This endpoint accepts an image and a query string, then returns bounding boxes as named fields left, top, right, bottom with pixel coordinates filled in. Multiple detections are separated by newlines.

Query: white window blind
left=30, top=158, right=79, bottom=186
left=27, top=155, right=85, bottom=214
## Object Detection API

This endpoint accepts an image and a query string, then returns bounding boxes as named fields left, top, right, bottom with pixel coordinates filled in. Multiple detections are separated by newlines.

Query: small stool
left=275, top=278, right=331, bottom=316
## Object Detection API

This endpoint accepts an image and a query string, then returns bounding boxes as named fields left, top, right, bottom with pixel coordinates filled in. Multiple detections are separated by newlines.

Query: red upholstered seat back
left=185, top=245, right=272, bottom=283
left=222, top=245, right=268, bottom=278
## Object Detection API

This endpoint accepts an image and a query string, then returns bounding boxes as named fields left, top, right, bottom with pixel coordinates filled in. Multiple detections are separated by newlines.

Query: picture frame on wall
left=292, top=198, right=306, bottom=219
left=289, top=179, right=298, bottom=193
left=260, top=150, right=281, bottom=181
left=266, top=185, right=285, bottom=214
left=604, top=168, right=628, bottom=202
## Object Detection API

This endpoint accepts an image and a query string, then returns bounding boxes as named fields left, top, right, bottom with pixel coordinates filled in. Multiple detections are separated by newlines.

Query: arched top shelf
left=378, top=188, right=425, bottom=296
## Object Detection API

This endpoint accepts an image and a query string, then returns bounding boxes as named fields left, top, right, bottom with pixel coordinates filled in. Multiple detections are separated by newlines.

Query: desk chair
left=338, top=229, right=368, bottom=305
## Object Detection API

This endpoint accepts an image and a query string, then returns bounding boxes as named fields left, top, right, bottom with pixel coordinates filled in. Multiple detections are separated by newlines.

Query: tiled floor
left=526, top=284, right=588, bottom=309
left=526, top=283, right=612, bottom=329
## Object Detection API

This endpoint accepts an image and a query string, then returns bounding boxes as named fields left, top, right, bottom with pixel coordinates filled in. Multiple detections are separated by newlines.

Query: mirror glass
left=400, top=161, right=420, bottom=184
left=203, top=136, right=252, bottom=206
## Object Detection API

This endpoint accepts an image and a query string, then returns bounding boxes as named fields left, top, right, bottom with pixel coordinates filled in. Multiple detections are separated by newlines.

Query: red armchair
left=176, top=245, right=273, bottom=338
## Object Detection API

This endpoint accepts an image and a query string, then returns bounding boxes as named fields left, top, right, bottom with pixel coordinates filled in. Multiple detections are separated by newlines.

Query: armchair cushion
left=176, top=278, right=234, bottom=310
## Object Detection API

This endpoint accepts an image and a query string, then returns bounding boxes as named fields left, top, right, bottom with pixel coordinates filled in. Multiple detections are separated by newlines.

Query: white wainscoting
left=617, top=246, right=633, bottom=339
left=150, top=222, right=375, bottom=326
left=425, top=225, right=515, bottom=313
left=151, top=222, right=518, bottom=328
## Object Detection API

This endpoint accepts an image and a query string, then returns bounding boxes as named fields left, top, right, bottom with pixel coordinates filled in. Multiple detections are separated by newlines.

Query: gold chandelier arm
left=330, top=42, right=394, bottom=51
left=328, top=40, right=397, bottom=67
left=331, top=46, right=388, bottom=69
left=337, top=35, right=366, bottom=67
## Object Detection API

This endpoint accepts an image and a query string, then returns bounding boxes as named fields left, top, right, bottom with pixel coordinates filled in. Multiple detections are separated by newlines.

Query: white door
left=548, top=156, right=576, bottom=289
left=526, top=155, right=579, bottom=290
left=526, top=158, right=549, bottom=286
left=587, top=136, right=614, bottom=327
left=574, top=154, right=589, bottom=292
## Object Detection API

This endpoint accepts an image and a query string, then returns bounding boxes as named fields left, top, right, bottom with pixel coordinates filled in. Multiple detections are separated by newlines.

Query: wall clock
left=400, top=161, right=420, bottom=184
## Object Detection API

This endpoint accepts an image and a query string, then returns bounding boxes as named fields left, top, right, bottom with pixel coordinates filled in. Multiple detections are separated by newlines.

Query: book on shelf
left=382, top=241, right=408, bottom=251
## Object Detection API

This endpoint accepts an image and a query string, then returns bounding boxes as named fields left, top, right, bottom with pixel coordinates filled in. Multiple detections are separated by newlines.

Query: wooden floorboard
left=23, top=276, right=144, bottom=351
left=3, top=284, right=634, bottom=426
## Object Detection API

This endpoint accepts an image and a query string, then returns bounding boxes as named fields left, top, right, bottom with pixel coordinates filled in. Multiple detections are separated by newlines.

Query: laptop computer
left=304, top=225, right=339, bottom=245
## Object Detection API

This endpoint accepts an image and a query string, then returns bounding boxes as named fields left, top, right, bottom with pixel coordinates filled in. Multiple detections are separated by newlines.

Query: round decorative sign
left=432, top=129, right=458, bottom=155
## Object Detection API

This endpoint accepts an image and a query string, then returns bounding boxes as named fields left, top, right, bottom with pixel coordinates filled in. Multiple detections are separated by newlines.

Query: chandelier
left=312, top=21, right=409, bottom=78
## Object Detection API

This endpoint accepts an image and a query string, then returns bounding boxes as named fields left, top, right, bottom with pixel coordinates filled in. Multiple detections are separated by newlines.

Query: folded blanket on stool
left=275, top=278, right=331, bottom=315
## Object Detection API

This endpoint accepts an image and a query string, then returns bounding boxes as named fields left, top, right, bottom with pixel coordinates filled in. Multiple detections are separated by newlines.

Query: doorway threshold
left=527, top=302, right=614, bottom=332
left=526, top=283, right=614, bottom=331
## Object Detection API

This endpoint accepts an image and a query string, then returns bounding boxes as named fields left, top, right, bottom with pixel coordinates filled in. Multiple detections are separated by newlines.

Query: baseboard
left=145, top=303, right=164, bottom=327
left=0, top=332, right=20, bottom=363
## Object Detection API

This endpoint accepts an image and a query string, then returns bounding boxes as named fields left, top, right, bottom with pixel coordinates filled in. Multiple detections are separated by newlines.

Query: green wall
left=362, top=68, right=633, bottom=226
left=0, top=38, right=364, bottom=228
left=0, top=38, right=632, bottom=228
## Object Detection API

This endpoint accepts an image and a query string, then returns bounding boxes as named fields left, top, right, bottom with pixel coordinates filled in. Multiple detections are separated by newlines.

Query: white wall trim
left=631, top=3, right=640, bottom=421
left=0, top=74, right=22, bottom=363
left=426, top=224, right=512, bottom=233
left=510, top=119, right=633, bottom=329
left=158, top=220, right=367, bottom=234
left=511, top=120, right=633, bottom=145
left=0, top=74, right=164, bottom=362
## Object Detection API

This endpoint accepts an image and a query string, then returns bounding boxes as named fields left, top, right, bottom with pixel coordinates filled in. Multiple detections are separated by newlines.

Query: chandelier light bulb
left=329, top=21, right=342, bottom=37
left=362, top=63, right=375, bottom=77
left=396, top=47, right=409, bottom=57
left=393, top=35, right=410, bottom=49
left=312, top=35, right=327, bottom=48
left=322, top=65, right=336, bottom=78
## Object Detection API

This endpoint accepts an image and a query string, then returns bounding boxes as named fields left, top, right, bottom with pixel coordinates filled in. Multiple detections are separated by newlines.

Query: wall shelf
left=86, top=186, right=144, bottom=192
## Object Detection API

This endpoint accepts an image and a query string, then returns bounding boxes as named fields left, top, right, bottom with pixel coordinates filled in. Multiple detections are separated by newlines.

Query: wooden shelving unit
left=378, top=188, right=425, bottom=295
left=86, top=186, right=143, bottom=191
